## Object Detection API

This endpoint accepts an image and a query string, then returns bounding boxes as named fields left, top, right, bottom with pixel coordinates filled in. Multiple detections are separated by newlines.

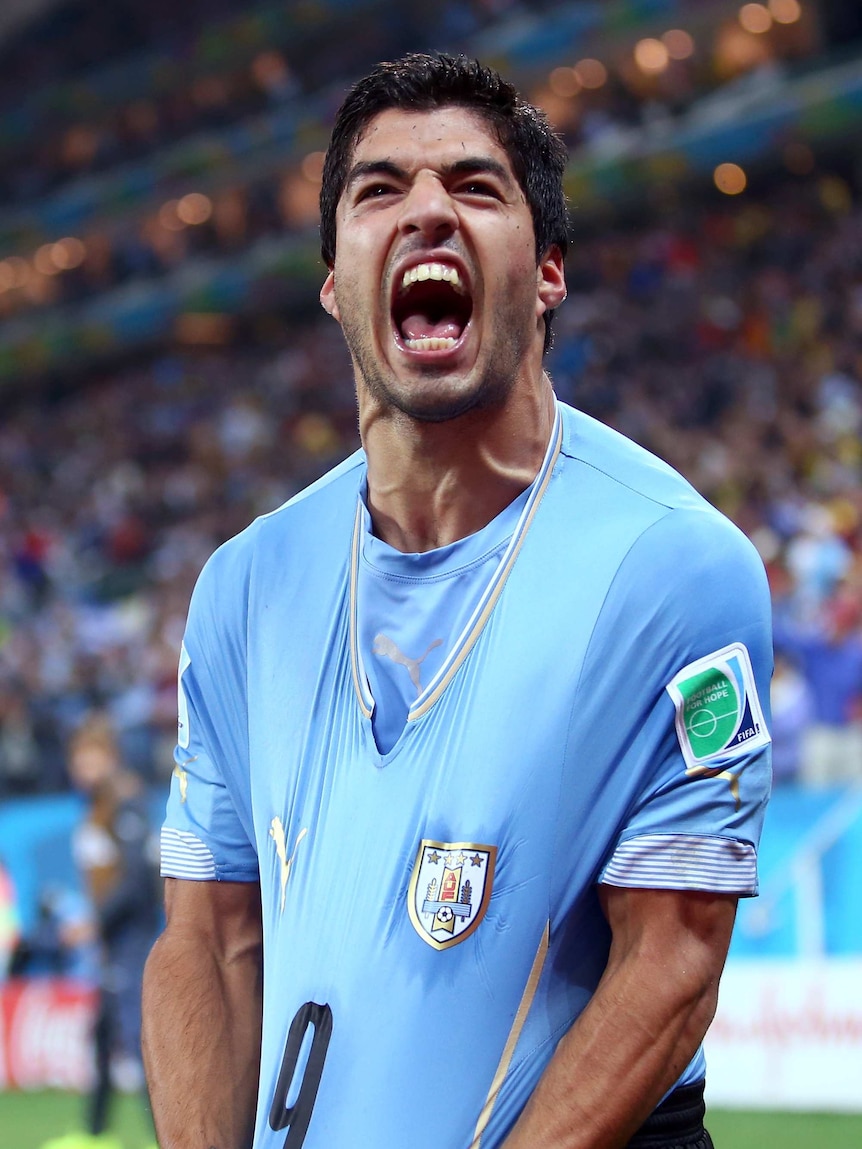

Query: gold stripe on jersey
left=348, top=408, right=563, bottom=725
left=470, top=920, right=550, bottom=1147
left=349, top=500, right=374, bottom=718
left=412, top=412, right=563, bottom=720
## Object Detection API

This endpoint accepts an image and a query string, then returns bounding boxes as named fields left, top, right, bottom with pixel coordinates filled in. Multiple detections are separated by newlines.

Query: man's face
left=69, top=743, right=116, bottom=793
left=320, top=107, right=564, bottom=423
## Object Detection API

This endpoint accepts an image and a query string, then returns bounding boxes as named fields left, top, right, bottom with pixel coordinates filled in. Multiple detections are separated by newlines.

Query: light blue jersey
left=162, top=400, right=772, bottom=1149
left=357, top=481, right=531, bottom=753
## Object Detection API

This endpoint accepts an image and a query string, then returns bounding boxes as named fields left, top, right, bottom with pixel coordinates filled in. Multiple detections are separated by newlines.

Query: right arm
left=142, top=877, right=264, bottom=1149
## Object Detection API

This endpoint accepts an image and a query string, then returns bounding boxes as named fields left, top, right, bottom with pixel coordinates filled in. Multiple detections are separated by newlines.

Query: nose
left=397, top=172, right=458, bottom=241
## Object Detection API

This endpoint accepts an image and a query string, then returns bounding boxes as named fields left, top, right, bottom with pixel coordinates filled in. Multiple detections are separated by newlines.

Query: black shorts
left=626, top=1080, right=714, bottom=1149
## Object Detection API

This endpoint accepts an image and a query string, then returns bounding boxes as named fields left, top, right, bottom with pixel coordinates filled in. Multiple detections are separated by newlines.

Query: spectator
left=2, top=179, right=862, bottom=793
left=769, top=652, right=815, bottom=784
left=774, top=590, right=862, bottom=785
left=10, top=885, right=98, bottom=981
left=41, top=713, right=160, bottom=1149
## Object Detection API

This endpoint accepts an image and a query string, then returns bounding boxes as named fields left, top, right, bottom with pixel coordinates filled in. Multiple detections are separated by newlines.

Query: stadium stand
left=1, top=0, right=861, bottom=795
left=2, top=172, right=862, bottom=793
left=2, top=2, right=862, bottom=1123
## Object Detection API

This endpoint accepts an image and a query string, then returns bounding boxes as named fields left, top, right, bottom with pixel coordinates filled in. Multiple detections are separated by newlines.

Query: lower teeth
left=404, top=337, right=457, bottom=351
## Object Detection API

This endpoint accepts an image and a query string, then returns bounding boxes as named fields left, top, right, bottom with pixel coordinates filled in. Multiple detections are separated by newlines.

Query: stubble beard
left=338, top=299, right=533, bottom=426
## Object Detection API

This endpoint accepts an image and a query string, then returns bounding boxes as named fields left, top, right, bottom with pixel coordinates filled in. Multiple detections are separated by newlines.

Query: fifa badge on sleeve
left=666, top=642, right=771, bottom=777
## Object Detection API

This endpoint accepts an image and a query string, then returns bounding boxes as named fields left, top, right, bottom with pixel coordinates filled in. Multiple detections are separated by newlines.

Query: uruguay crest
left=407, top=839, right=497, bottom=950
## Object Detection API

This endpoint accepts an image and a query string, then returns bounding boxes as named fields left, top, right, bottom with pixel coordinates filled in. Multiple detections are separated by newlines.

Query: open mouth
left=392, top=262, right=473, bottom=353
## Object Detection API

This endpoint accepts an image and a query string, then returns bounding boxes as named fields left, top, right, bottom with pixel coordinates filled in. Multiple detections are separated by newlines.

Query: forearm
left=142, top=882, right=263, bottom=1149
left=503, top=889, right=735, bottom=1149
left=503, top=950, right=716, bottom=1147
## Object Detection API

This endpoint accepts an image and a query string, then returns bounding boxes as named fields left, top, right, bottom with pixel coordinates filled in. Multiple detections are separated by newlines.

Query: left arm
left=503, top=885, right=737, bottom=1149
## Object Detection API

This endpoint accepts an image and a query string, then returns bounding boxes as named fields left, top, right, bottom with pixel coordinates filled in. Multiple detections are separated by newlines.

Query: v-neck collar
left=349, top=403, right=563, bottom=727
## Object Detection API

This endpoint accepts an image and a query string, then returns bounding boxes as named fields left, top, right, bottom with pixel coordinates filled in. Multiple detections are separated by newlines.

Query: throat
left=367, top=470, right=530, bottom=554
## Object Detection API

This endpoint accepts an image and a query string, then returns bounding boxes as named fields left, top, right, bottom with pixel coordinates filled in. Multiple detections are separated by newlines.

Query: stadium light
left=52, top=237, right=86, bottom=270
left=768, top=0, right=802, bottom=23
left=634, top=38, right=670, bottom=73
left=549, top=66, right=581, bottom=98
left=662, top=29, right=695, bottom=60
left=714, top=163, right=747, bottom=195
left=574, top=58, right=608, bottom=89
left=177, top=193, right=213, bottom=226
left=739, top=3, right=773, bottom=33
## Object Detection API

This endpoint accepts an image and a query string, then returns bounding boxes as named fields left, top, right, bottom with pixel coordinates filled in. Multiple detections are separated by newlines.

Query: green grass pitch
left=1, top=1090, right=862, bottom=1147
left=0, top=1089, right=156, bottom=1148
left=707, top=1109, right=862, bottom=1148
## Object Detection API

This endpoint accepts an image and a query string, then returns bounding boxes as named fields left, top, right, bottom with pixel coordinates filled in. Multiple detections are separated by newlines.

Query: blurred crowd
left=1, top=0, right=819, bottom=325
left=0, top=0, right=533, bottom=214
left=553, top=173, right=862, bottom=786
left=1, top=9, right=859, bottom=1137
left=1, top=172, right=862, bottom=796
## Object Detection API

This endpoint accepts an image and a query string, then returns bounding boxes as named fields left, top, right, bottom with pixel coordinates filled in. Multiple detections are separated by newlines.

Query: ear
left=536, top=245, right=567, bottom=316
left=320, top=269, right=341, bottom=321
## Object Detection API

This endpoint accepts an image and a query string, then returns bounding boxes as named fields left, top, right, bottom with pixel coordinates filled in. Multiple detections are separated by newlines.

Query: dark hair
left=320, top=53, right=569, bottom=350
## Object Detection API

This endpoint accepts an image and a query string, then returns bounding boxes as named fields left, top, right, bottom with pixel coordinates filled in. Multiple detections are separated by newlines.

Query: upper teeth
left=401, top=263, right=463, bottom=291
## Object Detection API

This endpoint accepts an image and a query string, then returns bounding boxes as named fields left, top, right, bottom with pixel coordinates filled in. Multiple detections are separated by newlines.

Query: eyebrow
left=444, top=157, right=514, bottom=186
left=344, top=159, right=405, bottom=189
left=344, top=156, right=516, bottom=192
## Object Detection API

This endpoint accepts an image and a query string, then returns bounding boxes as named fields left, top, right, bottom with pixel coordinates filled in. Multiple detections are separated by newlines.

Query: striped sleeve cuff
left=600, top=833, right=758, bottom=896
left=160, top=827, right=217, bottom=880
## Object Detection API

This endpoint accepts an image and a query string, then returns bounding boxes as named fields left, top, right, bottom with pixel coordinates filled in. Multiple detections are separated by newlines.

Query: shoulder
left=606, top=495, right=770, bottom=654
left=637, top=500, right=766, bottom=586
left=184, top=449, right=364, bottom=654
left=553, top=401, right=767, bottom=598
left=195, top=449, right=365, bottom=593
left=553, top=403, right=771, bottom=659
left=558, top=401, right=714, bottom=517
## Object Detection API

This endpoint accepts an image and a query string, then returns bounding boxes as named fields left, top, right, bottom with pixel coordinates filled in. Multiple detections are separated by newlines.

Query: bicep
left=599, top=884, right=737, bottom=993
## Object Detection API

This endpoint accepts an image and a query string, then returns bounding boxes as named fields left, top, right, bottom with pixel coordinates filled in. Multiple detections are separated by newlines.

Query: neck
left=362, top=377, right=556, bottom=553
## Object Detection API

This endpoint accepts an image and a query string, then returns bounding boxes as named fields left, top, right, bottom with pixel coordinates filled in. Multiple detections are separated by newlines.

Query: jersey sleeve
left=587, top=506, right=773, bottom=897
left=160, top=540, right=259, bottom=884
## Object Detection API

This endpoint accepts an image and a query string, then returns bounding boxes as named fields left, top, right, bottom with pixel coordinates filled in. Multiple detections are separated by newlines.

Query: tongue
left=401, top=312, right=463, bottom=341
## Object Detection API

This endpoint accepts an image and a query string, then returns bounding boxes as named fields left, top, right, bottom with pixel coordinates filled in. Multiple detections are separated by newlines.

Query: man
left=48, top=712, right=160, bottom=1149
left=142, top=53, right=772, bottom=1149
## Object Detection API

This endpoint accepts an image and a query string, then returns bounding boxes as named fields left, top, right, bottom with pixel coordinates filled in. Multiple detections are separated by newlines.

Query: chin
left=387, top=374, right=503, bottom=424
